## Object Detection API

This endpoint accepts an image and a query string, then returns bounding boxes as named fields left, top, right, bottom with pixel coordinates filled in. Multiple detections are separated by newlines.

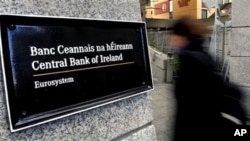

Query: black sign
left=0, top=15, right=153, bottom=132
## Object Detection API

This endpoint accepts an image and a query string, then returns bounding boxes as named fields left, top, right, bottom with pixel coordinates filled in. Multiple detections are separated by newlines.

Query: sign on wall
left=154, top=1, right=170, bottom=15
left=0, top=15, right=153, bottom=132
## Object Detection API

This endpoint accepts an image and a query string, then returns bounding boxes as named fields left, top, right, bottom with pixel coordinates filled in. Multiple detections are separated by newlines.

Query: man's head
left=170, top=16, right=208, bottom=49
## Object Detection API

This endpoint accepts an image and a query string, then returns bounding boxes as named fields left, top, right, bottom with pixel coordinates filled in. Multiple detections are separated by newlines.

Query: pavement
left=149, top=83, right=176, bottom=141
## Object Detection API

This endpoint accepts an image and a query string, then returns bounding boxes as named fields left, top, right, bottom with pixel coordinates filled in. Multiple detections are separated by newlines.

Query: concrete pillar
left=166, top=53, right=174, bottom=83
left=230, top=0, right=250, bottom=123
left=149, top=48, right=168, bottom=83
left=0, top=0, right=157, bottom=140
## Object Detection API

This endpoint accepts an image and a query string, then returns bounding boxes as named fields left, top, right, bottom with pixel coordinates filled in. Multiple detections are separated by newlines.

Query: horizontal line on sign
left=33, top=61, right=135, bottom=77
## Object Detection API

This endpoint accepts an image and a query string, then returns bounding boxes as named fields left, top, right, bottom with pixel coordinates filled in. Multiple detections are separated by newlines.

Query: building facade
left=145, top=0, right=232, bottom=20
left=145, top=0, right=171, bottom=19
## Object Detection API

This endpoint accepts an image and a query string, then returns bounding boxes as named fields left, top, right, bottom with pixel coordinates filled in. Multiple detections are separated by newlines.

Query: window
left=202, top=9, right=207, bottom=19
left=223, top=0, right=229, bottom=4
left=145, top=0, right=151, bottom=6
left=217, top=0, right=223, bottom=5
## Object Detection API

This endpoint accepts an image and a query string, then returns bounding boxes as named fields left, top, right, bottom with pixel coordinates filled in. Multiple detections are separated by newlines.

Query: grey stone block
left=149, top=48, right=169, bottom=83
left=151, top=64, right=166, bottom=83
left=149, top=48, right=168, bottom=70
left=120, top=125, right=157, bottom=141
left=0, top=85, right=153, bottom=140
left=230, top=28, right=250, bottom=56
left=232, top=0, right=250, bottom=27
left=1, top=0, right=142, bottom=21
left=229, top=57, right=250, bottom=86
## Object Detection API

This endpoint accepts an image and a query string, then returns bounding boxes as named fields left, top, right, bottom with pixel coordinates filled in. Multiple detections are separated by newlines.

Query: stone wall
left=0, top=0, right=157, bottom=140
left=230, top=0, right=250, bottom=123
